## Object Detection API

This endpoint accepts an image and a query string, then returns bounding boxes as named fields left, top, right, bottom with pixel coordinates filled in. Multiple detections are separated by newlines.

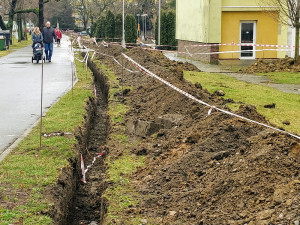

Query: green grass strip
left=255, top=72, right=300, bottom=85
left=0, top=53, right=93, bottom=225
left=184, top=71, right=300, bottom=134
left=0, top=35, right=32, bottom=58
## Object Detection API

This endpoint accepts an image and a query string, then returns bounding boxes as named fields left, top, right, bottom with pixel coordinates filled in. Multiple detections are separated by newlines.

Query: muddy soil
left=243, top=57, right=300, bottom=73
left=85, top=42, right=300, bottom=224
left=66, top=61, right=109, bottom=225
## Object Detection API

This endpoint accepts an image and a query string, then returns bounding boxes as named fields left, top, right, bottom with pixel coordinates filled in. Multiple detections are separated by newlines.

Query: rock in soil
left=214, top=90, right=226, bottom=96
left=264, top=103, right=276, bottom=108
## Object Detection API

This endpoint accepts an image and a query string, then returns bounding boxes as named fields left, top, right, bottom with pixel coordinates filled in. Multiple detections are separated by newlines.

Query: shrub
left=105, top=10, right=115, bottom=39
left=115, top=14, right=122, bottom=38
left=125, top=14, right=137, bottom=43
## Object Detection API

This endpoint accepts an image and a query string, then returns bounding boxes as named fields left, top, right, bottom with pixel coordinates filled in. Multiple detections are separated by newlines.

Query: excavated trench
left=69, top=61, right=109, bottom=224
left=50, top=61, right=110, bottom=225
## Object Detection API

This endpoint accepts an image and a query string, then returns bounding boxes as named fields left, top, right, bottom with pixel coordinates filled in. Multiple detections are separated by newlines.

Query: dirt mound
left=90, top=44, right=300, bottom=224
left=243, top=57, right=300, bottom=73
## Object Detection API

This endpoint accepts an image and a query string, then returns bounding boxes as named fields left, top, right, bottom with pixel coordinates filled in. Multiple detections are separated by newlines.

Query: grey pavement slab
left=165, top=52, right=300, bottom=95
left=0, top=35, right=73, bottom=154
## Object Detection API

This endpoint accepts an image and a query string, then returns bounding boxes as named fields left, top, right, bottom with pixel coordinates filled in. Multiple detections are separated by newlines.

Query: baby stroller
left=32, top=42, right=45, bottom=64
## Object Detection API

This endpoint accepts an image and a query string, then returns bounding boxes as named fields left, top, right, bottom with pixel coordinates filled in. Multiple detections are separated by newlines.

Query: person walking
left=32, top=27, right=43, bottom=47
left=55, top=28, right=62, bottom=47
left=43, top=21, right=57, bottom=62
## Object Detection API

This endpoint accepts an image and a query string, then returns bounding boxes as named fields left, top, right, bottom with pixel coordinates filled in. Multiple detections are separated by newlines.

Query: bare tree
left=261, top=0, right=300, bottom=61
left=71, top=0, right=114, bottom=30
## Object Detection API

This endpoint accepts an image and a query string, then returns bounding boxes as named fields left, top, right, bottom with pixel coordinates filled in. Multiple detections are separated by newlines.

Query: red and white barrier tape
left=191, top=48, right=292, bottom=56
left=90, top=38, right=298, bottom=49
left=81, top=152, right=106, bottom=183
left=74, top=38, right=300, bottom=140
left=188, top=42, right=297, bottom=48
left=87, top=38, right=296, bottom=57
left=121, top=53, right=300, bottom=141
left=80, top=154, right=86, bottom=183
left=77, top=36, right=83, bottom=48
left=73, top=45, right=139, bottom=74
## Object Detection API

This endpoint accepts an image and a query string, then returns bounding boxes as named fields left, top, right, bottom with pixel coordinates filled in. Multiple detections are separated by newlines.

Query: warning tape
left=86, top=38, right=296, bottom=57
left=191, top=48, right=292, bottom=56
left=74, top=37, right=300, bottom=140
left=188, top=42, right=297, bottom=48
left=88, top=38, right=299, bottom=49
left=73, top=46, right=139, bottom=75
left=80, top=154, right=86, bottom=183
left=81, top=152, right=106, bottom=183
left=121, top=53, right=300, bottom=141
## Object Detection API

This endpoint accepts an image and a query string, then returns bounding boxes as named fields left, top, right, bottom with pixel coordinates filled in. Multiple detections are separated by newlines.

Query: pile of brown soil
left=242, top=57, right=300, bottom=73
left=90, top=43, right=300, bottom=224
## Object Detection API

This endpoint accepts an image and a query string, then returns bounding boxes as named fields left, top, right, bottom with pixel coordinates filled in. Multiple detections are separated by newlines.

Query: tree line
left=0, top=0, right=75, bottom=43
left=155, top=10, right=176, bottom=48
left=90, top=9, right=176, bottom=47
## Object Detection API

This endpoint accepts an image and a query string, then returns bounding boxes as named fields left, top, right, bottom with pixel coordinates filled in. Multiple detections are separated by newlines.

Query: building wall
left=176, top=0, right=221, bottom=43
left=220, top=11, right=279, bottom=59
left=176, top=0, right=289, bottom=60
left=209, top=0, right=222, bottom=43
left=222, top=0, right=272, bottom=9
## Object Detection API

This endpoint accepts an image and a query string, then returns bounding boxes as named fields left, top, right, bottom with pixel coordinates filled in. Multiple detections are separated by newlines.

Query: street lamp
left=121, top=0, right=126, bottom=48
left=158, top=0, right=161, bottom=46
left=141, top=13, right=148, bottom=41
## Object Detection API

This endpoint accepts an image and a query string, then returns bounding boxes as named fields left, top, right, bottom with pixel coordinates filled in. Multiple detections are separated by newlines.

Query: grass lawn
left=184, top=71, right=300, bottom=135
left=255, top=72, right=300, bottom=85
left=0, top=52, right=93, bottom=224
left=0, top=35, right=31, bottom=58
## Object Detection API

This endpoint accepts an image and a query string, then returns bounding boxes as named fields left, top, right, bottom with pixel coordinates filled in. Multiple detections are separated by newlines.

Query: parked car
left=80, top=31, right=88, bottom=36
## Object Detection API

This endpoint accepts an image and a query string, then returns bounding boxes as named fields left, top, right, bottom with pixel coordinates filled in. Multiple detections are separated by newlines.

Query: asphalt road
left=0, top=35, right=73, bottom=154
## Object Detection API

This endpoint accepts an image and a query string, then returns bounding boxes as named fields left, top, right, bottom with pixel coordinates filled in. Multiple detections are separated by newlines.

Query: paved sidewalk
left=165, top=52, right=300, bottom=95
left=0, top=35, right=74, bottom=154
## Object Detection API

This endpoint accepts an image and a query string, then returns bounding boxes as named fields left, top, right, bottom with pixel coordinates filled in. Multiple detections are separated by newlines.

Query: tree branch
left=15, top=8, right=38, bottom=15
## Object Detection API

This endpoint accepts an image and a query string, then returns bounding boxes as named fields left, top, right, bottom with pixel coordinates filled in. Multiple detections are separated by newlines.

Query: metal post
left=231, top=41, right=233, bottom=70
left=158, top=0, right=161, bottom=46
left=121, top=56, right=124, bottom=96
left=71, top=40, right=74, bottom=100
left=145, top=15, right=147, bottom=40
left=121, top=0, right=126, bottom=48
left=40, top=49, right=44, bottom=148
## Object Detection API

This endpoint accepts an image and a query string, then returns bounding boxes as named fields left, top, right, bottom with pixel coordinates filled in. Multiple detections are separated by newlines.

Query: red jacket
left=55, top=30, right=62, bottom=39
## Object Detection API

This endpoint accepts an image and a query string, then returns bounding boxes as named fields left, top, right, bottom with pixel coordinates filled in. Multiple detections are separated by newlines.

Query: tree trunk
left=20, top=18, right=24, bottom=40
left=295, top=25, right=300, bottom=62
left=0, top=15, right=7, bottom=30
left=21, top=18, right=25, bottom=40
left=39, top=0, right=44, bottom=31
left=8, top=0, right=18, bottom=44
left=17, top=13, right=22, bottom=42
left=83, top=14, right=88, bottom=30
left=24, top=19, right=28, bottom=41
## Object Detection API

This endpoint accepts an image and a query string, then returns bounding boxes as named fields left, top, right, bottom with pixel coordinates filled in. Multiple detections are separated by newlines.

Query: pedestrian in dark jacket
left=42, top=21, right=57, bottom=62
left=32, top=27, right=43, bottom=48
